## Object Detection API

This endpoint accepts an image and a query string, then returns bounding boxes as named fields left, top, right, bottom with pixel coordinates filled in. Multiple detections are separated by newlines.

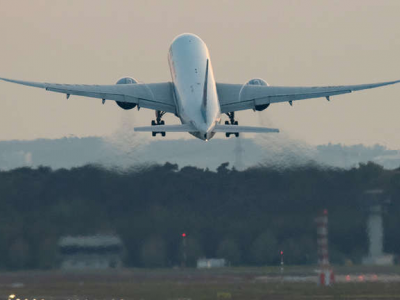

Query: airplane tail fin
left=213, top=124, right=279, bottom=133
left=134, top=124, right=196, bottom=132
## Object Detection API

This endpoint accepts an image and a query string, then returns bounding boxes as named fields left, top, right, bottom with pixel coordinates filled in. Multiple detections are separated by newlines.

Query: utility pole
left=280, top=250, right=284, bottom=284
left=182, top=232, right=187, bottom=268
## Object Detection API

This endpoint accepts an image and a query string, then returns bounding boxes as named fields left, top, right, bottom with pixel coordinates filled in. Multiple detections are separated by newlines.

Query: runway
left=3, top=267, right=400, bottom=300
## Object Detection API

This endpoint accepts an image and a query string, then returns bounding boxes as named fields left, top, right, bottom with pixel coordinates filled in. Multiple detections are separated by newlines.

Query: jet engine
left=115, top=77, right=138, bottom=110
left=245, top=78, right=270, bottom=111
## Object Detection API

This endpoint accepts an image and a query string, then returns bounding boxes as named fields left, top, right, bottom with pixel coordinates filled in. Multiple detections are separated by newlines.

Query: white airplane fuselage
left=168, top=34, right=221, bottom=141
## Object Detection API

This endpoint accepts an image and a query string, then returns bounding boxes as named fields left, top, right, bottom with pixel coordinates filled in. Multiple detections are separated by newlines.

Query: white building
left=58, top=235, right=124, bottom=270
left=197, top=258, right=226, bottom=269
left=362, top=190, right=394, bottom=266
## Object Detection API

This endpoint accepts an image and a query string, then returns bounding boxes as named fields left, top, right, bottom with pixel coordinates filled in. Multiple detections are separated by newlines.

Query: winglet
left=0, top=77, right=46, bottom=88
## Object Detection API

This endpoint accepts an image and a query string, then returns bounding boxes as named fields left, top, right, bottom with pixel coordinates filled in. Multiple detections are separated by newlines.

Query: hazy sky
left=0, top=0, right=399, bottom=147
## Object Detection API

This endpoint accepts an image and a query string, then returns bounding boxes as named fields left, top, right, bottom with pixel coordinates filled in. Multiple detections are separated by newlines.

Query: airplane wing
left=217, top=80, right=400, bottom=114
left=0, top=77, right=176, bottom=114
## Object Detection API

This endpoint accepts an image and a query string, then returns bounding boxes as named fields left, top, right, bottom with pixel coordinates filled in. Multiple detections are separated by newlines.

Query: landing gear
left=226, top=131, right=239, bottom=138
left=225, top=112, right=239, bottom=138
left=151, top=111, right=166, bottom=137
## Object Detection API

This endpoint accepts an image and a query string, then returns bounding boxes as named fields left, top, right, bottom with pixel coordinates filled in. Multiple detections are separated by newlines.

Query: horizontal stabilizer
left=134, top=124, right=196, bottom=132
left=213, top=124, right=279, bottom=133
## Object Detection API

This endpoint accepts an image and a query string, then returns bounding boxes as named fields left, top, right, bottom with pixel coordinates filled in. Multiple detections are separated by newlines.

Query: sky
left=0, top=0, right=399, bottom=147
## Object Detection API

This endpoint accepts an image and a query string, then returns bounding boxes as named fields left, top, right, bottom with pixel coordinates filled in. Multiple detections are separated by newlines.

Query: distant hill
left=0, top=136, right=399, bottom=170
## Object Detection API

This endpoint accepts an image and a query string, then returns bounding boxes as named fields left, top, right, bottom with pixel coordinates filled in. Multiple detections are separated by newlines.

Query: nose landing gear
left=225, top=112, right=239, bottom=138
left=151, top=111, right=166, bottom=137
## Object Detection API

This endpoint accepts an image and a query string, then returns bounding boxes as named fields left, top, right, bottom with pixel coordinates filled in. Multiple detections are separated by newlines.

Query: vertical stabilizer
left=201, top=59, right=209, bottom=121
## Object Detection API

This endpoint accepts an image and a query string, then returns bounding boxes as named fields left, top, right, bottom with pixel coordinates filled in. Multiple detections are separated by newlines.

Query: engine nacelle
left=245, top=78, right=270, bottom=111
left=115, top=77, right=138, bottom=110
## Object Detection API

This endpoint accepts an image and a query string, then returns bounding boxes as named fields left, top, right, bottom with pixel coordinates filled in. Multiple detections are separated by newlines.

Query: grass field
left=2, top=266, right=400, bottom=300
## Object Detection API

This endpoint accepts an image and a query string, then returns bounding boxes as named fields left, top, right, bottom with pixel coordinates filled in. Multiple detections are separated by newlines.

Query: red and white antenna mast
left=316, top=209, right=334, bottom=286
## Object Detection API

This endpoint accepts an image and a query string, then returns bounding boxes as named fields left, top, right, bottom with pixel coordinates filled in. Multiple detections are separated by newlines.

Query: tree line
left=0, top=161, right=399, bottom=270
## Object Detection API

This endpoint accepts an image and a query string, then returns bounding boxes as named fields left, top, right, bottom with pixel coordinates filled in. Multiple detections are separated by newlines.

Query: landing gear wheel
left=225, top=112, right=239, bottom=138
left=226, top=112, right=237, bottom=125
left=151, top=111, right=166, bottom=137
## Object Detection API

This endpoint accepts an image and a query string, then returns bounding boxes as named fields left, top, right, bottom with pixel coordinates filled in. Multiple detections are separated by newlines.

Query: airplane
left=0, top=33, right=399, bottom=141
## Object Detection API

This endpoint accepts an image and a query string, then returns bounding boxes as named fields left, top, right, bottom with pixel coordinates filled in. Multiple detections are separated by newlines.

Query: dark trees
left=0, top=162, right=398, bottom=269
